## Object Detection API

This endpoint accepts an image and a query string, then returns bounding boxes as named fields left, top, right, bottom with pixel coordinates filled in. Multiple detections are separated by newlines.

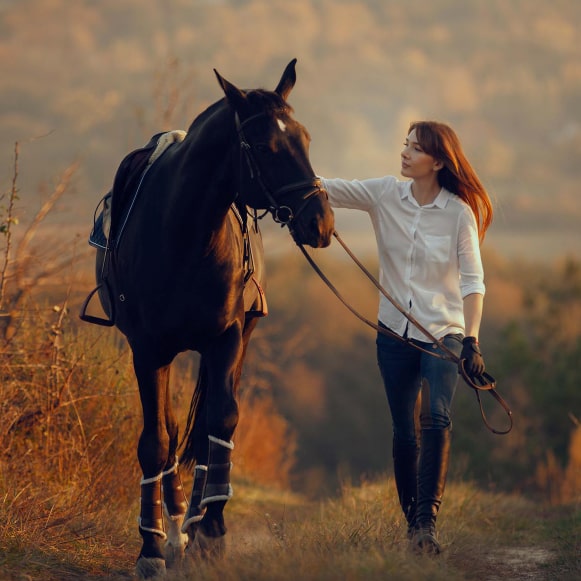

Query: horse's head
left=214, top=59, right=334, bottom=248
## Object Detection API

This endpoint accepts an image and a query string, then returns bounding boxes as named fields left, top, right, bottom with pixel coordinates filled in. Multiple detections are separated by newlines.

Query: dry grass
left=0, top=204, right=578, bottom=580
left=0, top=301, right=579, bottom=580
left=154, top=479, right=578, bottom=581
left=0, top=306, right=140, bottom=580
left=0, top=313, right=579, bottom=581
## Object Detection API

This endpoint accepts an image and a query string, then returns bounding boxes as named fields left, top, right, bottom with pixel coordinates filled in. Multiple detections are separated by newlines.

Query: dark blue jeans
left=376, top=324, right=463, bottom=446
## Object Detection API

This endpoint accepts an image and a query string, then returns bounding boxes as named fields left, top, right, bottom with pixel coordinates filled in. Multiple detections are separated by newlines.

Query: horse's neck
left=183, top=103, right=236, bottom=207
left=160, top=120, right=237, bottom=245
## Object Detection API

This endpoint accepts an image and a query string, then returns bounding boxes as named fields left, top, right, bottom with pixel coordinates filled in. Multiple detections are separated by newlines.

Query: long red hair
left=409, top=121, right=493, bottom=243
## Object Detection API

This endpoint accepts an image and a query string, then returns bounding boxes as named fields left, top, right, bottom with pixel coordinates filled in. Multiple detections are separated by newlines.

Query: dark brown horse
left=83, top=60, right=334, bottom=578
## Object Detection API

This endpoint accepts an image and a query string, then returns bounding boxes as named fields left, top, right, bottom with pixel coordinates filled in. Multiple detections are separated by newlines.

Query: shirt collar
left=433, top=189, right=451, bottom=208
left=401, top=181, right=451, bottom=208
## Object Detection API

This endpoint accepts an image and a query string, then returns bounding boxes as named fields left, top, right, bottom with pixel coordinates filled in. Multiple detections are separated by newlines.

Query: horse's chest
left=128, top=267, right=243, bottom=334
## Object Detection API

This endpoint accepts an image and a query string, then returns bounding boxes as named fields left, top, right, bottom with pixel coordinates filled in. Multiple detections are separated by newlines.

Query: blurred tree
left=245, top=247, right=581, bottom=500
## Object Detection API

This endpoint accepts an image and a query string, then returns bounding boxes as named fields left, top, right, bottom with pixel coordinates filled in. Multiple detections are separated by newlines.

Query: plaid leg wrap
left=201, top=435, right=234, bottom=507
left=181, top=464, right=208, bottom=532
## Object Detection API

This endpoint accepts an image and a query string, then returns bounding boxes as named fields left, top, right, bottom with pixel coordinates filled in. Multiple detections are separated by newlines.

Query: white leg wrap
left=140, top=472, right=163, bottom=485
left=162, top=458, right=188, bottom=521
left=200, top=483, right=233, bottom=507
left=138, top=517, right=167, bottom=540
left=162, top=458, right=179, bottom=477
left=182, top=513, right=205, bottom=531
left=208, top=435, right=234, bottom=449
left=139, top=473, right=166, bottom=540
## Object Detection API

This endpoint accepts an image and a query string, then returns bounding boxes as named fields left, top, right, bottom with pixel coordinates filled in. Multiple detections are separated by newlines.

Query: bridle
left=234, top=111, right=327, bottom=230
left=297, top=231, right=513, bottom=435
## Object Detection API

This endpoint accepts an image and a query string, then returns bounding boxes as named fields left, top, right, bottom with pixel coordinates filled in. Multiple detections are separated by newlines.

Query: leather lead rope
left=297, top=230, right=513, bottom=435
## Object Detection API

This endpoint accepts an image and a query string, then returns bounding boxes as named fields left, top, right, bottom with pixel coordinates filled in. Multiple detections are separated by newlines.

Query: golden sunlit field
left=0, top=199, right=579, bottom=578
left=1, top=432, right=580, bottom=580
left=2, top=1, right=581, bottom=578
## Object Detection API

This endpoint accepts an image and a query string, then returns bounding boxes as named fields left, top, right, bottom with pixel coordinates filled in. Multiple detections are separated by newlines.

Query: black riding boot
left=413, top=428, right=451, bottom=554
left=392, top=439, right=419, bottom=538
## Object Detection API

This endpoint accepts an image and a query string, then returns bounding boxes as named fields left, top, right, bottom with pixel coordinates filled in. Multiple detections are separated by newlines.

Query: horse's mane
left=187, top=99, right=227, bottom=133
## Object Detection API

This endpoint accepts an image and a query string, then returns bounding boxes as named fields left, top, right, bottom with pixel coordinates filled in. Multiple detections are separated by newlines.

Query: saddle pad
left=89, top=204, right=108, bottom=250
left=89, top=131, right=185, bottom=250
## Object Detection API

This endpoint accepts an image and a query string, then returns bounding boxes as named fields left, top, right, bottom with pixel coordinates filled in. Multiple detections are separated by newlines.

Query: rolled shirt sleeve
left=321, top=175, right=485, bottom=340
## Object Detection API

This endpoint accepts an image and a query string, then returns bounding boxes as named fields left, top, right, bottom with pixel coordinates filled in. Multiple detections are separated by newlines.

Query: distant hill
left=1, top=0, right=580, bottom=260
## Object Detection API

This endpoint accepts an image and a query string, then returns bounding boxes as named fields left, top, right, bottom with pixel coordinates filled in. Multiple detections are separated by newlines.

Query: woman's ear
left=433, top=159, right=444, bottom=171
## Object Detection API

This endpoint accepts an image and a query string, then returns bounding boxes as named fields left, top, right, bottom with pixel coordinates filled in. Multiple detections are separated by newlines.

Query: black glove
left=460, top=336, right=485, bottom=377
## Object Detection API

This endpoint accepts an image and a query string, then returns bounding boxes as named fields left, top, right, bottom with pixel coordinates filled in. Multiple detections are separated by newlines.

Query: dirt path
left=2, top=484, right=576, bottom=580
left=218, top=495, right=571, bottom=580
left=484, top=547, right=556, bottom=580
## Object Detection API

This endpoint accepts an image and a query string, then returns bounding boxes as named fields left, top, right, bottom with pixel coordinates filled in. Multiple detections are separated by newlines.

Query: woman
left=321, top=121, right=493, bottom=553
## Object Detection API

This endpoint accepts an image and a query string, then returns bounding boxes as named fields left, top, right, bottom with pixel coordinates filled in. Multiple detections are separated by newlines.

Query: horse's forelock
left=246, top=89, right=293, bottom=116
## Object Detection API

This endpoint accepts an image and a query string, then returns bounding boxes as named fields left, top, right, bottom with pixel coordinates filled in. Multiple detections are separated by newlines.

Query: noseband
left=234, top=112, right=326, bottom=228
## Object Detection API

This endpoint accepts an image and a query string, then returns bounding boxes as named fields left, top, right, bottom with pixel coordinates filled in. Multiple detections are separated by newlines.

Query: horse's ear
left=214, top=69, right=247, bottom=109
left=274, top=58, right=297, bottom=101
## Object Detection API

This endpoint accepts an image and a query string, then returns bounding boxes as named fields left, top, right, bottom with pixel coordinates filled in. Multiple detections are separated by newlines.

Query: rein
left=297, top=231, right=513, bottom=435
left=235, top=112, right=325, bottom=227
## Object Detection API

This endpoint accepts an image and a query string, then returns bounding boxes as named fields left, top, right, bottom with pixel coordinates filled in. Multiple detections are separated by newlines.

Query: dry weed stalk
left=0, top=141, right=82, bottom=342
left=0, top=143, right=142, bottom=555
left=0, top=141, right=20, bottom=310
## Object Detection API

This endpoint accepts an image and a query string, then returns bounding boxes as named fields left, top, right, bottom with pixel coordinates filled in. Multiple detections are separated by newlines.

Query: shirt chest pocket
left=424, top=235, right=451, bottom=263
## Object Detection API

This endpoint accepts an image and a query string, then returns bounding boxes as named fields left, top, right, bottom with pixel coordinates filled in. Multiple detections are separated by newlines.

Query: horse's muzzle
left=290, top=191, right=335, bottom=248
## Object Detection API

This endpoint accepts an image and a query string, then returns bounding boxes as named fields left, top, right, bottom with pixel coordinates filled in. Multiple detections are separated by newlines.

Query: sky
left=1, top=0, right=580, bottom=263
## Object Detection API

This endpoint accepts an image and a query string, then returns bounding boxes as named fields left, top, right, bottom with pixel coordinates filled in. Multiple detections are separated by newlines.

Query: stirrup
left=79, top=282, right=115, bottom=326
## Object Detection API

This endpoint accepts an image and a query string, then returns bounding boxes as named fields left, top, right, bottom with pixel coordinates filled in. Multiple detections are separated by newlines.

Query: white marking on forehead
left=276, top=118, right=287, bottom=132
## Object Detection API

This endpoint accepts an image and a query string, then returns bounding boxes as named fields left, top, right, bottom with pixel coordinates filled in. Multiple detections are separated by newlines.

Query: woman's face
left=400, top=129, right=442, bottom=180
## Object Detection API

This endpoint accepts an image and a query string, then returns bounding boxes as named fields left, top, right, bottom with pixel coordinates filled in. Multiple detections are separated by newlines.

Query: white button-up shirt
left=322, top=176, right=485, bottom=341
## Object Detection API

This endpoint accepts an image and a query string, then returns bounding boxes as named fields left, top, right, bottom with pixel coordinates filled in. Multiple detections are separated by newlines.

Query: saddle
left=89, top=130, right=186, bottom=250
left=82, top=131, right=267, bottom=326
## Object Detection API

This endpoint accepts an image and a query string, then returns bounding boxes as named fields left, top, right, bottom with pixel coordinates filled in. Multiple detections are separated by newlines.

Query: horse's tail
left=179, top=359, right=207, bottom=468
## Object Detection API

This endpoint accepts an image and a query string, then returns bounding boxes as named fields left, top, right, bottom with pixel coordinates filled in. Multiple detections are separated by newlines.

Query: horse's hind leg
left=132, top=356, right=173, bottom=580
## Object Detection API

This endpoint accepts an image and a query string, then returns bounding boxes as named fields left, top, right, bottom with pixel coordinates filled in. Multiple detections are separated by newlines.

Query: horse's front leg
left=189, top=321, right=245, bottom=558
left=161, top=376, right=189, bottom=569
left=132, top=355, right=174, bottom=580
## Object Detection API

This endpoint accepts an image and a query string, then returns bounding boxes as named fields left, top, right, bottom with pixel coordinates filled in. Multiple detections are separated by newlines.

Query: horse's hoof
left=184, top=531, right=201, bottom=563
left=135, top=556, right=167, bottom=580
